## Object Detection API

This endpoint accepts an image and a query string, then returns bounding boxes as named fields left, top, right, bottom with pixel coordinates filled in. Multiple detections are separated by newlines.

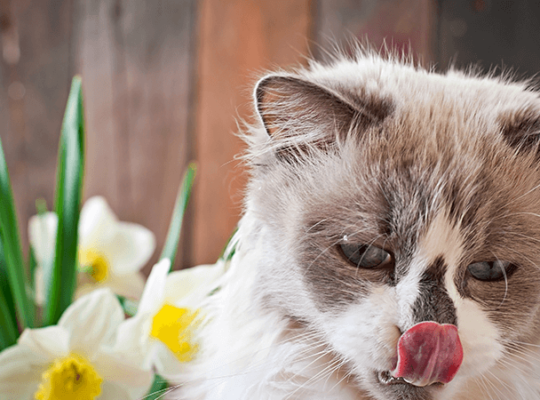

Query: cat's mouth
left=377, top=371, right=444, bottom=387
left=377, top=370, right=407, bottom=385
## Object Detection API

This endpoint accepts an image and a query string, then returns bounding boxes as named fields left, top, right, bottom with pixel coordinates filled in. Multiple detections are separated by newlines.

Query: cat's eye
left=339, top=243, right=392, bottom=269
left=467, top=260, right=514, bottom=281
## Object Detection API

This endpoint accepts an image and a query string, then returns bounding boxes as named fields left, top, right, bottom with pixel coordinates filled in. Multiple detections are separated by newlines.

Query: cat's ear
left=499, top=107, right=540, bottom=157
left=255, top=75, right=359, bottom=141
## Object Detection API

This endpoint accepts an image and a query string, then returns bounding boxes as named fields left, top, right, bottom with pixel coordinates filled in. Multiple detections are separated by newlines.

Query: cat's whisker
left=477, top=373, right=506, bottom=400
left=177, top=46, right=540, bottom=400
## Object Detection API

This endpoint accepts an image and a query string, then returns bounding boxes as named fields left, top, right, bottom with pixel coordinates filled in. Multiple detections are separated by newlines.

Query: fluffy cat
left=175, top=50, right=540, bottom=400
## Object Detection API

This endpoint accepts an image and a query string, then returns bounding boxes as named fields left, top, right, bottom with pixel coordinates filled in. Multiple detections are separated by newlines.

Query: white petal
left=34, top=266, right=45, bottom=306
left=18, top=326, right=70, bottom=361
left=58, top=288, right=124, bottom=358
left=28, top=212, right=57, bottom=267
left=78, top=196, right=118, bottom=250
left=100, top=380, right=154, bottom=400
left=165, top=261, right=226, bottom=306
left=0, top=344, right=45, bottom=397
left=93, top=349, right=153, bottom=387
left=75, top=272, right=146, bottom=301
left=113, top=314, right=153, bottom=370
left=97, top=382, right=130, bottom=400
left=101, top=222, right=156, bottom=275
left=137, top=259, right=170, bottom=315
left=153, top=342, right=186, bottom=379
left=107, top=272, right=146, bottom=299
left=94, top=349, right=154, bottom=399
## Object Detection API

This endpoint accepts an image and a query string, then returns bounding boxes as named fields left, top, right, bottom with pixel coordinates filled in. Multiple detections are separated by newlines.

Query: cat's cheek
left=321, top=285, right=401, bottom=372
left=454, top=297, right=504, bottom=377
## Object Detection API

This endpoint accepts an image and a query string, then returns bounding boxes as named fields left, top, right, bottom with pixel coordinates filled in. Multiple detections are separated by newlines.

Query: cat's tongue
left=391, top=321, right=463, bottom=387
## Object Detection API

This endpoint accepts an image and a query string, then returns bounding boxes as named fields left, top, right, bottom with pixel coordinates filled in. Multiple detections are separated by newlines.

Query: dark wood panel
left=75, top=0, right=197, bottom=272
left=0, top=0, right=74, bottom=252
left=315, top=0, right=437, bottom=65
left=192, top=0, right=312, bottom=265
left=438, top=0, right=540, bottom=75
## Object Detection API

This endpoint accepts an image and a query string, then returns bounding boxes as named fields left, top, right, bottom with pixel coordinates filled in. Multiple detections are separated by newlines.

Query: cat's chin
left=367, top=369, right=446, bottom=400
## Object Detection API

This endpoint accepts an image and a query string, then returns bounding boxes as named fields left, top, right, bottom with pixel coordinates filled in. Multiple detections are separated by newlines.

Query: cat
left=175, top=49, right=540, bottom=400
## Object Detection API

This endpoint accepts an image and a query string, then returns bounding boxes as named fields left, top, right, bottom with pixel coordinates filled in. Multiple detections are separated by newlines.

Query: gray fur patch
left=412, top=256, right=457, bottom=326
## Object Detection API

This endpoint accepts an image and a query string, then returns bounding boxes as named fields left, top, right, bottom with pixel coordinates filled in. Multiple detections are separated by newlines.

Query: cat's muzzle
left=377, top=370, right=444, bottom=387
left=377, top=370, right=408, bottom=385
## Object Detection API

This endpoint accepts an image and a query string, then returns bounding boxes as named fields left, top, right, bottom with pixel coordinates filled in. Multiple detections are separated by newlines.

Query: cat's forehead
left=253, top=56, right=540, bottom=258
left=307, top=57, right=537, bottom=111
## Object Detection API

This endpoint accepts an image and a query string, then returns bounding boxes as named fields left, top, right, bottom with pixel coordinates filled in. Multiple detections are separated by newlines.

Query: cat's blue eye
left=339, top=243, right=391, bottom=269
left=467, top=260, right=513, bottom=281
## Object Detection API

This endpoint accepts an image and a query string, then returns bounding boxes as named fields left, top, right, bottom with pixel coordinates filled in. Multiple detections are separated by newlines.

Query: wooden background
left=0, top=0, right=538, bottom=273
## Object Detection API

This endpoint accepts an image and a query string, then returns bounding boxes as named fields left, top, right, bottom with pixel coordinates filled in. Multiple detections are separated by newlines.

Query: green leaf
left=35, top=198, right=48, bottom=215
left=144, top=375, right=169, bottom=400
left=28, top=246, right=36, bottom=291
left=219, top=226, right=238, bottom=262
left=0, top=288, right=18, bottom=350
left=116, top=295, right=138, bottom=317
left=43, top=76, right=85, bottom=326
left=0, top=239, right=19, bottom=349
left=0, top=135, right=34, bottom=329
left=160, top=162, right=197, bottom=271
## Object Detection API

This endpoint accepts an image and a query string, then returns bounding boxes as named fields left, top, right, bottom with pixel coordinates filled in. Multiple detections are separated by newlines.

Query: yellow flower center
left=34, top=353, right=102, bottom=400
left=150, top=303, right=200, bottom=362
left=79, top=249, right=109, bottom=282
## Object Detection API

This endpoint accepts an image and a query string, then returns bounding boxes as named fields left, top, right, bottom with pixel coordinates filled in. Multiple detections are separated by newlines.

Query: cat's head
left=244, top=54, right=540, bottom=400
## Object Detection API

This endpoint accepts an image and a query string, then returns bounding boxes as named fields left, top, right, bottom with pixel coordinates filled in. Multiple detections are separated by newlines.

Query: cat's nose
left=391, top=321, right=463, bottom=387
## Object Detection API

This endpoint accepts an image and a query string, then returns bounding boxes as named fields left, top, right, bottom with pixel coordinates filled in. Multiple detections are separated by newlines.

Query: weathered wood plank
left=192, top=0, right=312, bottom=265
left=315, top=0, right=436, bottom=65
left=437, top=0, right=540, bottom=75
left=0, top=0, right=74, bottom=251
left=75, top=0, right=197, bottom=271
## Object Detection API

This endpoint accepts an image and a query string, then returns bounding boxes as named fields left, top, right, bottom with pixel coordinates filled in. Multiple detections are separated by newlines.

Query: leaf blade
left=160, top=162, right=197, bottom=270
left=144, top=375, right=169, bottom=400
left=0, top=135, right=34, bottom=329
left=43, top=76, right=85, bottom=326
left=0, top=238, right=19, bottom=349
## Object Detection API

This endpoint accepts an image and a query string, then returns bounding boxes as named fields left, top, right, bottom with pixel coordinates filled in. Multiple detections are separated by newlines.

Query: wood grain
left=0, top=0, right=74, bottom=252
left=438, top=0, right=540, bottom=75
left=0, top=0, right=446, bottom=276
left=75, top=0, right=196, bottom=272
left=315, top=0, right=437, bottom=65
left=192, top=0, right=313, bottom=265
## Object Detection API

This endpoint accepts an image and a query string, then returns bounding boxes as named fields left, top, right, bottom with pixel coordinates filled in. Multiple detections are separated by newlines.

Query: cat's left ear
left=254, top=75, right=360, bottom=141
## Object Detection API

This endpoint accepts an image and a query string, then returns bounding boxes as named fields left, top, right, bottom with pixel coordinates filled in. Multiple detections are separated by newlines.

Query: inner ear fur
left=499, top=107, right=540, bottom=157
left=255, top=75, right=360, bottom=140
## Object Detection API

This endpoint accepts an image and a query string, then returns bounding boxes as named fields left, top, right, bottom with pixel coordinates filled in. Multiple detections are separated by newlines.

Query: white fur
left=172, top=211, right=540, bottom=399
left=169, top=54, right=540, bottom=399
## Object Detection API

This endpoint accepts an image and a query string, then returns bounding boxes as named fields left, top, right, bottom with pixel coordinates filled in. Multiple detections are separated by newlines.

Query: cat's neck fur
left=174, top=52, right=540, bottom=399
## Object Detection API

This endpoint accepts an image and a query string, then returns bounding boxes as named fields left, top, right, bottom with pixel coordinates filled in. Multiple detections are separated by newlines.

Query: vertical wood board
left=76, top=0, right=197, bottom=271
left=193, top=0, right=313, bottom=265
left=438, top=0, right=540, bottom=75
left=315, top=0, right=436, bottom=65
left=0, top=0, right=74, bottom=252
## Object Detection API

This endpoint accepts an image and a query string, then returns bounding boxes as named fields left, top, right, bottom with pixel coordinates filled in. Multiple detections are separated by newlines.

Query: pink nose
left=391, top=321, right=463, bottom=387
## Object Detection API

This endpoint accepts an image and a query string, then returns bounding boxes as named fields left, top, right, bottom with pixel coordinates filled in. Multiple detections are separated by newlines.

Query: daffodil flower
left=115, top=258, right=227, bottom=378
left=30, top=196, right=156, bottom=303
left=0, top=289, right=153, bottom=400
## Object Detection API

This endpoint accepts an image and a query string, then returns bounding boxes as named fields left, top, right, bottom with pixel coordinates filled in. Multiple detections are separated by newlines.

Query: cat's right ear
left=254, top=75, right=360, bottom=142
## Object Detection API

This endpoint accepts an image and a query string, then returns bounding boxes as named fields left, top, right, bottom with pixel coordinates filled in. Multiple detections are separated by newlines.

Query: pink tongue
left=391, top=321, right=463, bottom=387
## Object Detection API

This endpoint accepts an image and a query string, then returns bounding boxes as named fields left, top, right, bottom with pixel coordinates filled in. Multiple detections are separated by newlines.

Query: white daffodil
left=30, top=196, right=156, bottom=303
left=0, top=288, right=154, bottom=400
left=115, top=258, right=227, bottom=378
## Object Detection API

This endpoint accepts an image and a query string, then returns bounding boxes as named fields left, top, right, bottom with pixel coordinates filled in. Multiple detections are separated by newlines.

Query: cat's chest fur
left=175, top=53, right=540, bottom=400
